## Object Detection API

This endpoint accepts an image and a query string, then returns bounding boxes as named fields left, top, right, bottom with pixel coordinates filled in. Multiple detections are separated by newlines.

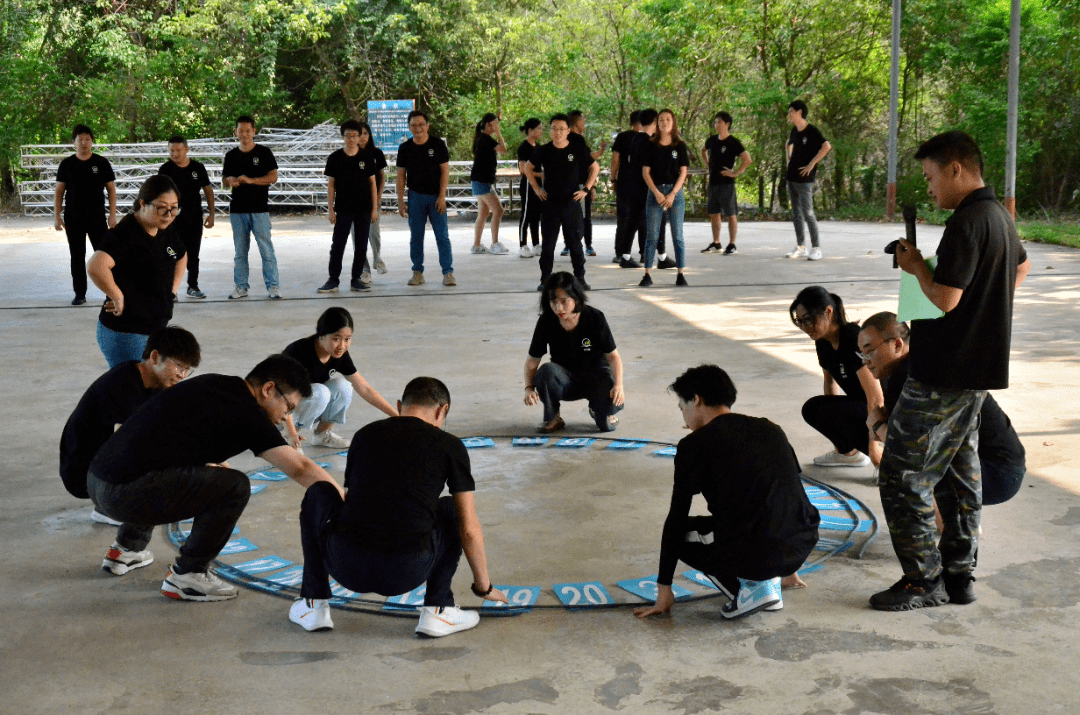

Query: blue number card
left=250, top=470, right=288, bottom=482
left=616, top=576, right=693, bottom=601
left=512, top=437, right=549, bottom=447
left=263, top=565, right=304, bottom=586
left=481, top=585, right=540, bottom=615
left=232, top=555, right=293, bottom=575
left=383, top=585, right=427, bottom=611
left=652, top=446, right=677, bottom=458
left=555, top=438, right=596, bottom=449
left=462, top=437, right=496, bottom=449
left=553, top=581, right=613, bottom=608
left=607, top=439, right=649, bottom=450
left=218, top=537, right=259, bottom=555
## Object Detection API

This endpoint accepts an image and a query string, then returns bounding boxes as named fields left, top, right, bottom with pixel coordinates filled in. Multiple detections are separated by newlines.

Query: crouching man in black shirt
left=87, top=354, right=343, bottom=602
left=634, top=365, right=819, bottom=621
left=288, top=377, right=508, bottom=637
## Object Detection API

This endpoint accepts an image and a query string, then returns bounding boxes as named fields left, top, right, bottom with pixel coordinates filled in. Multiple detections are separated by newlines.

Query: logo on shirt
left=581, top=338, right=592, bottom=351
left=568, top=154, right=575, bottom=162
left=166, top=247, right=177, bottom=259
left=253, top=156, right=260, bottom=165
left=328, top=369, right=337, bottom=378
left=427, top=148, right=434, bottom=156
left=91, top=166, right=99, bottom=174
left=671, top=150, right=678, bottom=159
left=191, top=171, right=198, bottom=180
left=839, top=364, right=848, bottom=379
left=802, top=137, right=807, bottom=145
left=720, top=146, right=727, bottom=154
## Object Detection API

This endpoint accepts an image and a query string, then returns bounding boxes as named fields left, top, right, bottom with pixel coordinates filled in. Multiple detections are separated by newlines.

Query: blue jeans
left=535, top=361, right=623, bottom=431
left=298, top=482, right=462, bottom=607
left=645, top=184, right=685, bottom=269
left=407, top=190, right=453, bottom=275
left=230, top=212, right=279, bottom=290
left=294, top=375, right=353, bottom=430
left=96, top=321, right=148, bottom=368
left=787, top=181, right=820, bottom=248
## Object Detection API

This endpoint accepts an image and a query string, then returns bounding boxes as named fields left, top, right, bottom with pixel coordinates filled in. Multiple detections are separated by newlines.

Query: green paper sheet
left=898, top=255, right=945, bottom=322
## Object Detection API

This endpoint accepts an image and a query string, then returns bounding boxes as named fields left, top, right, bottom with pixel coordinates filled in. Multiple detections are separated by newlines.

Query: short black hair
left=402, top=377, right=451, bottom=408
left=790, top=285, right=848, bottom=328
left=519, top=117, right=541, bottom=133
left=340, top=119, right=362, bottom=135
left=246, top=354, right=313, bottom=399
left=539, top=271, right=587, bottom=316
left=142, top=325, right=201, bottom=366
left=714, top=111, right=733, bottom=127
left=567, top=110, right=584, bottom=123
left=235, top=115, right=256, bottom=128
left=167, top=135, right=187, bottom=146
left=914, top=130, right=984, bottom=177
left=72, top=124, right=93, bottom=140
left=860, top=311, right=910, bottom=343
left=789, top=100, right=808, bottom=118
left=315, top=306, right=354, bottom=337
left=670, top=365, right=737, bottom=408
left=549, top=113, right=570, bottom=126
left=408, top=110, right=429, bottom=122
left=638, top=108, right=658, bottom=127
left=133, top=174, right=180, bottom=214
left=629, top=111, right=640, bottom=124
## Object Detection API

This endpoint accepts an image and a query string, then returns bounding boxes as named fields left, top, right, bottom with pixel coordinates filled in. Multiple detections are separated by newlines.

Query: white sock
left=658, top=253, right=667, bottom=261
left=622, top=254, right=632, bottom=260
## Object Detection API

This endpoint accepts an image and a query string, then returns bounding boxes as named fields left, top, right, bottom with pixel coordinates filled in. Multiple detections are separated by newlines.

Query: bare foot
left=781, top=574, right=807, bottom=590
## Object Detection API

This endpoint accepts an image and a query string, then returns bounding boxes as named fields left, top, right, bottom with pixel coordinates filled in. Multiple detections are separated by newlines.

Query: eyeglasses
left=165, top=357, right=194, bottom=377
left=274, top=385, right=299, bottom=414
left=792, top=313, right=817, bottom=328
left=858, top=337, right=895, bottom=362
left=151, top=203, right=181, bottom=217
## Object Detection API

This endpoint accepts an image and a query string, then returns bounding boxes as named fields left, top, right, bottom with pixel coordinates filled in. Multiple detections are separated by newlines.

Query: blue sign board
left=367, top=100, right=415, bottom=152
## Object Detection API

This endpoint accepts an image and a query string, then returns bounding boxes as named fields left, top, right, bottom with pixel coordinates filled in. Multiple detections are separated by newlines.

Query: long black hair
left=539, top=272, right=587, bottom=317
left=789, top=285, right=847, bottom=327
left=316, top=307, right=354, bottom=337
left=519, top=117, right=541, bottom=134
left=473, top=113, right=498, bottom=155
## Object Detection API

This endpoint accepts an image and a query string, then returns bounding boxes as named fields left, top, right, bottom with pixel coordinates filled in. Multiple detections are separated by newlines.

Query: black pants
left=519, top=178, right=541, bottom=247
left=329, top=212, right=371, bottom=283
left=534, top=362, right=623, bottom=429
left=614, top=191, right=666, bottom=257
left=680, top=515, right=812, bottom=587
left=582, top=191, right=593, bottom=249
left=539, top=199, right=586, bottom=282
left=87, top=466, right=250, bottom=573
left=802, top=394, right=869, bottom=455
left=64, top=213, right=107, bottom=298
left=174, top=215, right=204, bottom=289
left=298, top=482, right=462, bottom=607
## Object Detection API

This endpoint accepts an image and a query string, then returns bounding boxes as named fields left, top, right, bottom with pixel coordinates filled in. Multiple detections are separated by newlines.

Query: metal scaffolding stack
left=17, top=121, right=516, bottom=216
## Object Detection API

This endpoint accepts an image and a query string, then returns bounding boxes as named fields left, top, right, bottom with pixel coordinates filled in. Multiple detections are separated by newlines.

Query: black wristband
left=471, top=582, right=494, bottom=598
left=872, top=420, right=887, bottom=434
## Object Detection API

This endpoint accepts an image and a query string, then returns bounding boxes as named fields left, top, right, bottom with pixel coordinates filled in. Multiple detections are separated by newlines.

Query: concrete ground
left=2, top=211, right=1078, bottom=714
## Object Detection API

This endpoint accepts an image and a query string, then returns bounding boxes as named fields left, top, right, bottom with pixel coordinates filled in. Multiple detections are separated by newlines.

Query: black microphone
left=903, top=204, right=917, bottom=248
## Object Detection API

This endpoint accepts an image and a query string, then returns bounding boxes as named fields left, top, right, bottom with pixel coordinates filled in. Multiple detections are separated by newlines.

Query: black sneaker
left=350, top=278, right=370, bottom=292
left=172, top=293, right=179, bottom=303
left=578, top=279, right=591, bottom=290
left=944, top=574, right=977, bottom=605
left=560, top=247, right=570, bottom=256
left=317, top=280, right=339, bottom=293
left=186, top=287, right=207, bottom=299
left=656, top=257, right=677, bottom=269
left=72, top=296, right=86, bottom=306
left=638, top=274, right=653, bottom=287
left=675, top=273, right=688, bottom=287
left=701, top=243, right=722, bottom=254
left=723, top=244, right=738, bottom=255
left=619, top=257, right=641, bottom=269
left=869, top=576, right=949, bottom=611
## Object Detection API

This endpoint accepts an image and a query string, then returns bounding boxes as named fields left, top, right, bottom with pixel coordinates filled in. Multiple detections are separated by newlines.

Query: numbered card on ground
left=250, top=484, right=267, bottom=495
left=512, top=437, right=549, bottom=447
left=329, top=580, right=360, bottom=605
left=250, top=470, right=288, bottom=482
left=263, top=565, right=304, bottom=586
left=607, top=439, right=649, bottom=450
left=335, top=450, right=350, bottom=457
left=652, top=446, right=677, bottom=458
left=554, top=437, right=596, bottom=449
left=616, top=576, right=692, bottom=602
left=481, top=585, right=540, bottom=615
left=219, top=537, right=259, bottom=555
left=231, top=555, right=293, bottom=575
left=383, top=584, right=427, bottom=611
left=813, top=537, right=855, bottom=553
left=819, top=514, right=871, bottom=532
left=803, top=486, right=829, bottom=498
left=553, top=581, right=613, bottom=608
left=682, top=569, right=722, bottom=591
left=462, top=437, right=496, bottom=449
left=177, top=525, right=239, bottom=540
left=314, top=461, right=331, bottom=468
left=809, top=496, right=863, bottom=511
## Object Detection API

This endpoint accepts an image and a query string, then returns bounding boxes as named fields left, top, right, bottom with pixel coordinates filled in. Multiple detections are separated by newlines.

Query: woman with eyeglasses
left=281, top=307, right=398, bottom=453
left=88, top=175, right=188, bottom=368
left=789, top=286, right=883, bottom=469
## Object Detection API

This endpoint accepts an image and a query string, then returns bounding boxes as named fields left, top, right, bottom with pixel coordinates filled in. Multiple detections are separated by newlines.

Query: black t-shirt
left=470, top=133, right=499, bottom=184
left=657, top=413, right=820, bottom=585
left=56, top=154, right=116, bottom=216
left=815, top=322, right=867, bottom=402
left=157, top=159, right=211, bottom=216
left=528, top=142, right=594, bottom=203
left=97, top=215, right=186, bottom=335
left=786, top=124, right=827, bottom=183
left=337, top=416, right=475, bottom=552
left=324, top=148, right=375, bottom=216
left=59, top=361, right=157, bottom=498
left=223, top=144, right=278, bottom=212
left=282, top=335, right=358, bottom=385
left=882, top=357, right=1026, bottom=473
left=567, top=132, right=593, bottom=182
left=643, top=140, right=690, bottom=186
left=611, top=130, right=637, bottom=189
left=704, top=135, right=746, bottom=185
left=396, top=137, right=450, bottom=196
left=366, top=145, right=388, bottom=179
left=528, top=305, right=616, bottom=373
left=909, top=187, right=1027, bottom=390
left=625, top=132, right=654, bottom=198
left=90, top=374, right=287, bottom=485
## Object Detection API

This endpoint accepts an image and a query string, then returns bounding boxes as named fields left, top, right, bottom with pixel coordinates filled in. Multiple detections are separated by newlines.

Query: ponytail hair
left=519, top=117, right=541, bottom=134
left=473, top=112, right=498, bottom=155
left=789, top=285, right=848, bottom=327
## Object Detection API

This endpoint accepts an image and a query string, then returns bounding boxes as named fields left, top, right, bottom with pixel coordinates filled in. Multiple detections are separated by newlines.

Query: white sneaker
left=375, top=260, right=388, bottom=274
left=161, top=566, right=238, bottom=601
left=470, top=244, right=489, bottom=254
left=519, top=245, right=532, bottom=258
left=289, top=598, right=334, bottom=631
left=91, top=509, right=122, bottom=526
left=813, top=449, right=871, bottom=468
left=102, top=543, right=154, bottom=575
left=311, top=430, right=351, bottom=449
left=531, top=244, right=542, bottom=257
left=360, top=270, right=372, bottom=284
left=415, top=605, right=480, bottom=637
left=786, top=245, right=807, bottom=259
left=267, top=286, right=282, bottom=300
left=721, top=578, right=781, bottom=619
left=489, top=242, right=508, bottom=255
left=807, top=247, right=823, bottom=261
left=228, top=286, right=248, bottom=299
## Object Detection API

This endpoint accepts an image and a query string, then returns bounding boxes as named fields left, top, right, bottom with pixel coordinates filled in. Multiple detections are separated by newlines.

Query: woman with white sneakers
left=470, top=113, right=508, bottom=255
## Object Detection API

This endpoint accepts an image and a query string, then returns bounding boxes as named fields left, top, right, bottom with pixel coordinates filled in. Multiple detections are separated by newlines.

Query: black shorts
left=707, top=184, right=737, bottom=217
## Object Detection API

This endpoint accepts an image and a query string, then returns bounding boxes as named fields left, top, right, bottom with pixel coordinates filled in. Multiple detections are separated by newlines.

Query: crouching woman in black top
left=524, top=272, right=625, bottom=433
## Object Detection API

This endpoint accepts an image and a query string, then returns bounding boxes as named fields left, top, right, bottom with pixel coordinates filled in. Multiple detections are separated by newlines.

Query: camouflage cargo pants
left=879, top=377, right=986, bottom=581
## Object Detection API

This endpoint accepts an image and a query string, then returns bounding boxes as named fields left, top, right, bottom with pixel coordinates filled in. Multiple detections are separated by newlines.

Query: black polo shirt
left=704, top=135, right=746, bottom=185
left=528, top=142, right=594, bottom=203
left=158, top=159, right=211, bottom=217
left=396, top=137, right=450, bottom=196
left=786, top=124, right=827, bottom=183
left=528, top=305, right=616, bottom=373
left=97, top=215, right=186, bottom=335
left=57, top=154, right=116, bottom=216
left=223, top=144, right=278, bottom=213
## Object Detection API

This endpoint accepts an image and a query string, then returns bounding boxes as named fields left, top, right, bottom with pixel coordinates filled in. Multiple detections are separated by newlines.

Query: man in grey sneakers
left=871, top=132, right=1030, bottom=612
left=223, top=115, right=281, bottom=299
left=634, top=365, right=819, bottom=621
left=60, top=326, right=201, bottom=525
left=288, top=377, right=507, bottom=636
left=784, top=100, right=830, bottom=261
left=88, top=354, right=343, bottom=601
